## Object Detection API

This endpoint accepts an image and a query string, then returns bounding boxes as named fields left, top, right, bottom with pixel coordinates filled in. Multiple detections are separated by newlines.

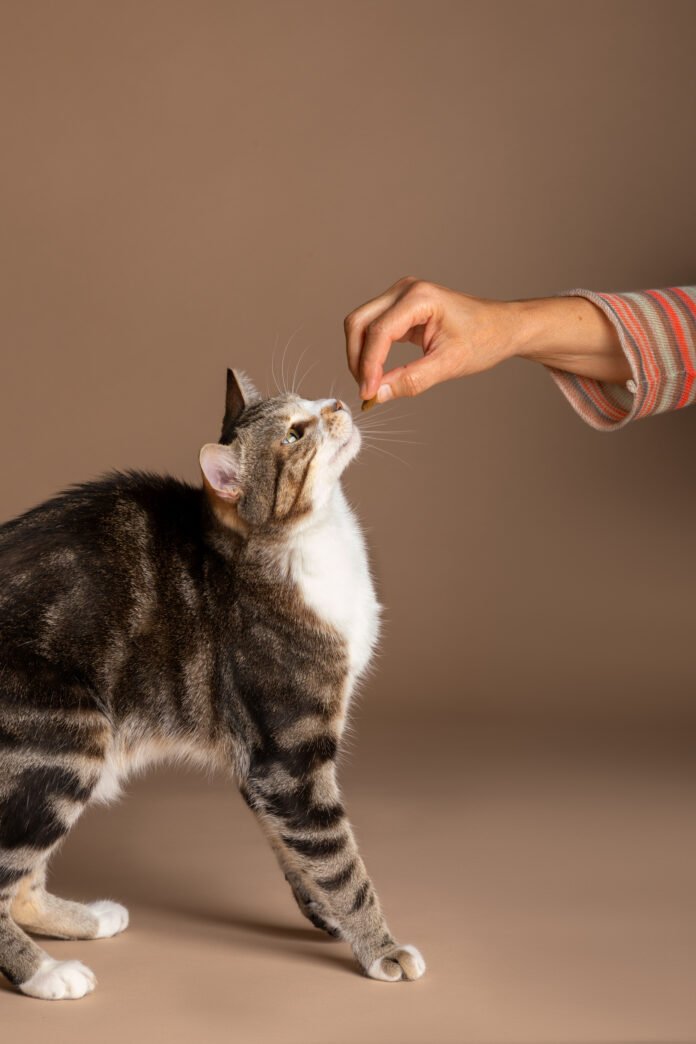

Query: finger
left=359, top=294, right=433, bottom=399
left=377, top=353, right=446, bottom=403
left=344, top=277, right=415, bottom=382
left=344, top=289, right=402, bottom=382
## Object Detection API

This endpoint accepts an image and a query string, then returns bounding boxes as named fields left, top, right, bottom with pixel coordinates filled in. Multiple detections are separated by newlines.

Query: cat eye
left=281, top=427, right=302, bottom=445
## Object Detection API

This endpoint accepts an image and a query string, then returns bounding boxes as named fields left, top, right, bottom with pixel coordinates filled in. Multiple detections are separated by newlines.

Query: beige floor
left=2, top=711, right=696, bottom=1044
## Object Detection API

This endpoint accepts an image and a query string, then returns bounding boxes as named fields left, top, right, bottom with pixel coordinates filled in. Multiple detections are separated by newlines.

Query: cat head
left=199, top=369, right=360, bottom=535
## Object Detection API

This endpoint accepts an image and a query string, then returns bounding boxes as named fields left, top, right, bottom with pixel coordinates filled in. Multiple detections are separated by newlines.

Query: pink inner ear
left=200, top=445, right=242, bottom=500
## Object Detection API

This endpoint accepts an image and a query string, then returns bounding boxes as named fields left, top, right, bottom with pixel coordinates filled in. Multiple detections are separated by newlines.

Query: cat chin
left=299, top=431, right=360, bottom=519
left=328, top=425, right=361, bottom=471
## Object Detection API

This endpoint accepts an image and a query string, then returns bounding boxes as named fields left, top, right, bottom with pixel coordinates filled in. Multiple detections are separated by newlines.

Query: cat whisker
left=295, top=357, right=319, bottom=396
left=356, top=425, right=416, bottom=435
left=290, top=343, right=312, bottom=396
left=356, top=415, right=412, bottom=427
left=357, top=424, right=417, bottom=436
left=359, top=442, right=413, bottom=468
left=280, top=325, right=304, bottom=395
left=355, top=408, right=412, bottom=426
left=360, top=435, right=423, bottom=446
left=270, top=332, right=282, bottom=396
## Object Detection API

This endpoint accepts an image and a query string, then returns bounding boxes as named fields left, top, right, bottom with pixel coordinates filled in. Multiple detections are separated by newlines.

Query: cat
left=0, top=369, right=425, bottom=1000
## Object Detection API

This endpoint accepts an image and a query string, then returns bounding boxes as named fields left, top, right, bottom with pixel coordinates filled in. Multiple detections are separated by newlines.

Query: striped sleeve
left=547, top=287, right=696, bottom=430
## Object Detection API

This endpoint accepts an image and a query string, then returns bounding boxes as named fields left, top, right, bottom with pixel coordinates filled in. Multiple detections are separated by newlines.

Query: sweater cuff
left=546, top=287, right=696, bottom=431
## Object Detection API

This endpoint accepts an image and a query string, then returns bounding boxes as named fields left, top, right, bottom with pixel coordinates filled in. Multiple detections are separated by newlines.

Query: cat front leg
left=242, top=758, right=426, bottom=982
left=259, top=826, right=342, bottom=937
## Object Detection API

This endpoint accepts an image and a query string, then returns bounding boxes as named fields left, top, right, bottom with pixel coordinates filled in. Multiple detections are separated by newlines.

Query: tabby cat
left=0, top=370, right=425, bottom=1000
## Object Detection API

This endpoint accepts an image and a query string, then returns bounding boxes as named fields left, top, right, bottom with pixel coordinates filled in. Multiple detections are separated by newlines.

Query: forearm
left=510, top=296, right=631, bottom=384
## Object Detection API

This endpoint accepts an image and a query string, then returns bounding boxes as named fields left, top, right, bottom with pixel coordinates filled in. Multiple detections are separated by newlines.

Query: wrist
left=510, top=297, right=579, bottom=362
left=510, top=295, right=631, bottom=384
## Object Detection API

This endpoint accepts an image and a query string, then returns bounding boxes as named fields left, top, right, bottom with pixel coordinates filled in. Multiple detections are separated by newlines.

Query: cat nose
left=321, top=399, right=346, bottom=417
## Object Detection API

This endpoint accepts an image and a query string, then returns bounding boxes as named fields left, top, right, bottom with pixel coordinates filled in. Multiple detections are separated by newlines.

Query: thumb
left=377, top=354, right=445, bottom=403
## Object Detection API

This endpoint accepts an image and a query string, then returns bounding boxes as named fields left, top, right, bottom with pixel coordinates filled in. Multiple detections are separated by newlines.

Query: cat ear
left=199, top=443, right=243, bottom=502
left=221, top=369, right=261, bottom=441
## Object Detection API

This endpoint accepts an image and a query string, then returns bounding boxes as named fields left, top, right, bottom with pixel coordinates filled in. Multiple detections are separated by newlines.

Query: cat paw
left=367, top=944, right=426, bottom=982
left=87, top=900, right=129, bottom=938
left=19, top=958, right=97, bottom=1000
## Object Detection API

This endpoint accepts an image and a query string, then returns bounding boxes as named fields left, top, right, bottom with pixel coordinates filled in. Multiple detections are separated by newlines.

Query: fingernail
left=376, top=384, right=393, bottom=404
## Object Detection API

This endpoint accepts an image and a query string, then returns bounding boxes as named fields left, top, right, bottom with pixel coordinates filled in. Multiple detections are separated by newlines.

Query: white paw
left=87, top=900, right=130, bottom=938
left=367, top=944, right=426, bottom=982
left=19, top=958, right=97, bottom=1000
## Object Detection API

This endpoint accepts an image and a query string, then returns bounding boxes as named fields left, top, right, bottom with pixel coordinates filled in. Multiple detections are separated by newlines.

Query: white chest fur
left=287, top=487, right=380, bottom=682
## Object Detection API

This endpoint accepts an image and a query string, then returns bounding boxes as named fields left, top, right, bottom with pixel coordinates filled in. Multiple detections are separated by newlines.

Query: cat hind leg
left=0, top=865, right=97, bottom=1000
left=12, top=866, right=129, bottom=940
left=0, top=753, right=101, bottom=998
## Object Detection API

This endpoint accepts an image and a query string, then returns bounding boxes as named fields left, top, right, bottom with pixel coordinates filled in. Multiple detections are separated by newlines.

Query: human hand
left=344, top=277, right=630, bottom=404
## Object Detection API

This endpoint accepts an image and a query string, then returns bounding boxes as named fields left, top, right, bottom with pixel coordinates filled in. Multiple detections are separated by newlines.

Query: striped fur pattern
left=548, top=286, right=696, bottom=430
left=0, top=370, right=424, bottom=1000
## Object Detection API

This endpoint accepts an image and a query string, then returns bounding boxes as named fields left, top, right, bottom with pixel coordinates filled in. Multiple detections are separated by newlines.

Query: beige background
left=1, top=2, right=696, bottom=1041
